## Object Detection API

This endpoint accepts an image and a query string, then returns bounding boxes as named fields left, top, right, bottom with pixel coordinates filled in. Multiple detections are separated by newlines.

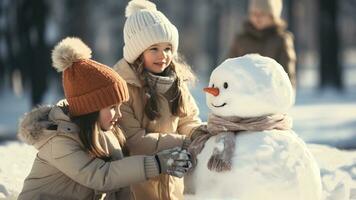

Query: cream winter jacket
left=17, top=104, right=152, bottom=200
left=113, top=59, right=203, bottom=200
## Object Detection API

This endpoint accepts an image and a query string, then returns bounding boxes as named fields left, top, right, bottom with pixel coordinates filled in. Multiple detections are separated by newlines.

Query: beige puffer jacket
left=113, top=59, right=203, bottom=200
left=17, top=104, right=152, bottom=200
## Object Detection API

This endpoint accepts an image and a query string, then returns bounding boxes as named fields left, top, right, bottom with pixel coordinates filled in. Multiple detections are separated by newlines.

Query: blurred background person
left=227, top=0, right=297, bottom=88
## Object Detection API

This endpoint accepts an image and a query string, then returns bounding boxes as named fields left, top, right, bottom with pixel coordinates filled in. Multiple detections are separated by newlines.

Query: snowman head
left=204, top=54, right=295, bottom=118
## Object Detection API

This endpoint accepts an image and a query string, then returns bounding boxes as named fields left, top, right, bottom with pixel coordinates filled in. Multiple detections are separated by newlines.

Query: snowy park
left=1, top=0, right=356, bottom=199
left=1, top=68, right=356, bottom=199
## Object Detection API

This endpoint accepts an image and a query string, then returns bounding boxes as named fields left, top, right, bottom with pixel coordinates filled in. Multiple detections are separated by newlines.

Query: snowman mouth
left=212, top=103, right=227, bottom=108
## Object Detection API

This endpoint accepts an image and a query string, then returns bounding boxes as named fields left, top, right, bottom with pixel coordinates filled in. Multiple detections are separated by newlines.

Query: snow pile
left=309, top=144, right=356, bottom=200
left=0, top=142, right=36, bottom=200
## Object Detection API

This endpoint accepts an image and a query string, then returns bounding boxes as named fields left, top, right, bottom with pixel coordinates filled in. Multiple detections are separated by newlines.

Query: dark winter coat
left=228, top=21, right=297, bottom=87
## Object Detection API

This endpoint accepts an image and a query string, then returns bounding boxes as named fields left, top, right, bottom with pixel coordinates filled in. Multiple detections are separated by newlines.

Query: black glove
left=155, top=147, right=193, bottom=178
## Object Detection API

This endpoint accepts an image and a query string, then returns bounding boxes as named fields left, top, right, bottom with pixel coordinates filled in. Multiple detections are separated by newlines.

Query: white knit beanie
left=123, top=0, right=179, bottom=64
left=249, top=0, right=283, bottom=20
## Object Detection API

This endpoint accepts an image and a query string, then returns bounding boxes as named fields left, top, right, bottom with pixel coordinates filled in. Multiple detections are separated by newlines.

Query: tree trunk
left=319, top=0, right=343, bottom=89
left=207, top=0, right=223, bottom=72
left=16, top=0, right=49, bottom=106
left=0, top=3, right=4, bottom=88
left=64, top=0, right=93, bottom=44
left=30, top=0, right=50, bottom=106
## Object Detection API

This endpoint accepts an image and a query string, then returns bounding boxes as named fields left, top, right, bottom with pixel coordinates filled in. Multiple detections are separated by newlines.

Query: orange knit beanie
left=51, top=37, right=129, bottom=117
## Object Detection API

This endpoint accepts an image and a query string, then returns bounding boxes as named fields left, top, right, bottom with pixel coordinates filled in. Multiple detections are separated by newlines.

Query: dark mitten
left=155, top=147, right=193, bottom=178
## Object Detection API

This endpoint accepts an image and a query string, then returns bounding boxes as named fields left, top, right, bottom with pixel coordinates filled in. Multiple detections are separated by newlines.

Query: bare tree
left=63, top=0, right=93, bottom=43
left=206, top=0, right=224, bottom=72
left=15, top=0, right=50, bottom=106
left=0, top=0, right=17, bottom=90
left=318, top=0, right=343, bottom=89
left=0, top=2, right=5, bottom=88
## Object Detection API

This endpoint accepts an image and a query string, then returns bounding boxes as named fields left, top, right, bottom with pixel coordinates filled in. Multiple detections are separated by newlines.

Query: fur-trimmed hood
left=17, top=102, right=80, bottom=150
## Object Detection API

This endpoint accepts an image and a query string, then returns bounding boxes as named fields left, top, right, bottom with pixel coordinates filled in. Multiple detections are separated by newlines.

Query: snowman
left=186, top=54, right=322, bottom=200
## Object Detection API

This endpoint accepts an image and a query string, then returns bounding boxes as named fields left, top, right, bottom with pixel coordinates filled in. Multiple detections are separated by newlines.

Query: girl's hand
left=155, top=147, right=193, bottom=178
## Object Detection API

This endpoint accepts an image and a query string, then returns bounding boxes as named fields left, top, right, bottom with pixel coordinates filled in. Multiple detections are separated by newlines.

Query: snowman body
left=192, top=130, right=322, bottom=200
left=189, top=55, right=322, bottom=200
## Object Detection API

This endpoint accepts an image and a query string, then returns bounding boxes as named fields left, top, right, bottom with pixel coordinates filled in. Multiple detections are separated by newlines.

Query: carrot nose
left=203, top=87, right=219, bottom=96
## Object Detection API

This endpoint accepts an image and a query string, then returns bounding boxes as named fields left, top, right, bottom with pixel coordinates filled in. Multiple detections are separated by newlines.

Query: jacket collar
left=113, top=59, right=142, bottom=88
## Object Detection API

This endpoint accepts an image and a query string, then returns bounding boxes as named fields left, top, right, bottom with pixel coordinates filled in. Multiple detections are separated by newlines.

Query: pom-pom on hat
left=123, top=0, right=179, bottom=63
left=52, top=37, right=129, bottom=117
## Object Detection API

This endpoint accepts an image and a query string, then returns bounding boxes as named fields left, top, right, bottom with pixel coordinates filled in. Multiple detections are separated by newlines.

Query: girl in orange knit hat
left=17, top=37, right=192, bottom=200
left=113, top=1, right=208, bottom=199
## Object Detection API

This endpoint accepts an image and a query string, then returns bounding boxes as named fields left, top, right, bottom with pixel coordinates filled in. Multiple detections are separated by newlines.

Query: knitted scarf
left=207, top=113, right=292, bottom=134
left=189, top=113, right=292, bottom=172
left=143, top=68, right=181, bottom=120
left=144, top=68, right=177, bottom=94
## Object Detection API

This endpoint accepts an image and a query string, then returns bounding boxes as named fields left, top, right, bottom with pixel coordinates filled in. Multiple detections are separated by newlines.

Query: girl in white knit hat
left=113, top=0, right=207, bottom=199
left=228, top=0, right=297, bottom=88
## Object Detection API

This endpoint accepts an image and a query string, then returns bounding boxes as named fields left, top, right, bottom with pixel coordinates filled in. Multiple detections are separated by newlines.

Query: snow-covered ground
left=0, top=142, right=35, bottom=199
left=308, top=144, right=356, bottom=200
left=0, top=69, right=356, bottom=199
left=1, top=142, right=356, bottom=199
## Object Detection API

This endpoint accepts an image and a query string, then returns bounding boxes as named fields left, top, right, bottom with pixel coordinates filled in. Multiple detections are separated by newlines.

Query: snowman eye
left=223, top=82, right=228, bottom=89
left=212, top=84, right=215, bottom=88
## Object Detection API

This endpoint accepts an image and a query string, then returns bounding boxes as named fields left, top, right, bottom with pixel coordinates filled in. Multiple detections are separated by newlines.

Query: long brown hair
left=131, top=53, right=196, bottom=120
left=72, top=111, right=128, bottom=161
